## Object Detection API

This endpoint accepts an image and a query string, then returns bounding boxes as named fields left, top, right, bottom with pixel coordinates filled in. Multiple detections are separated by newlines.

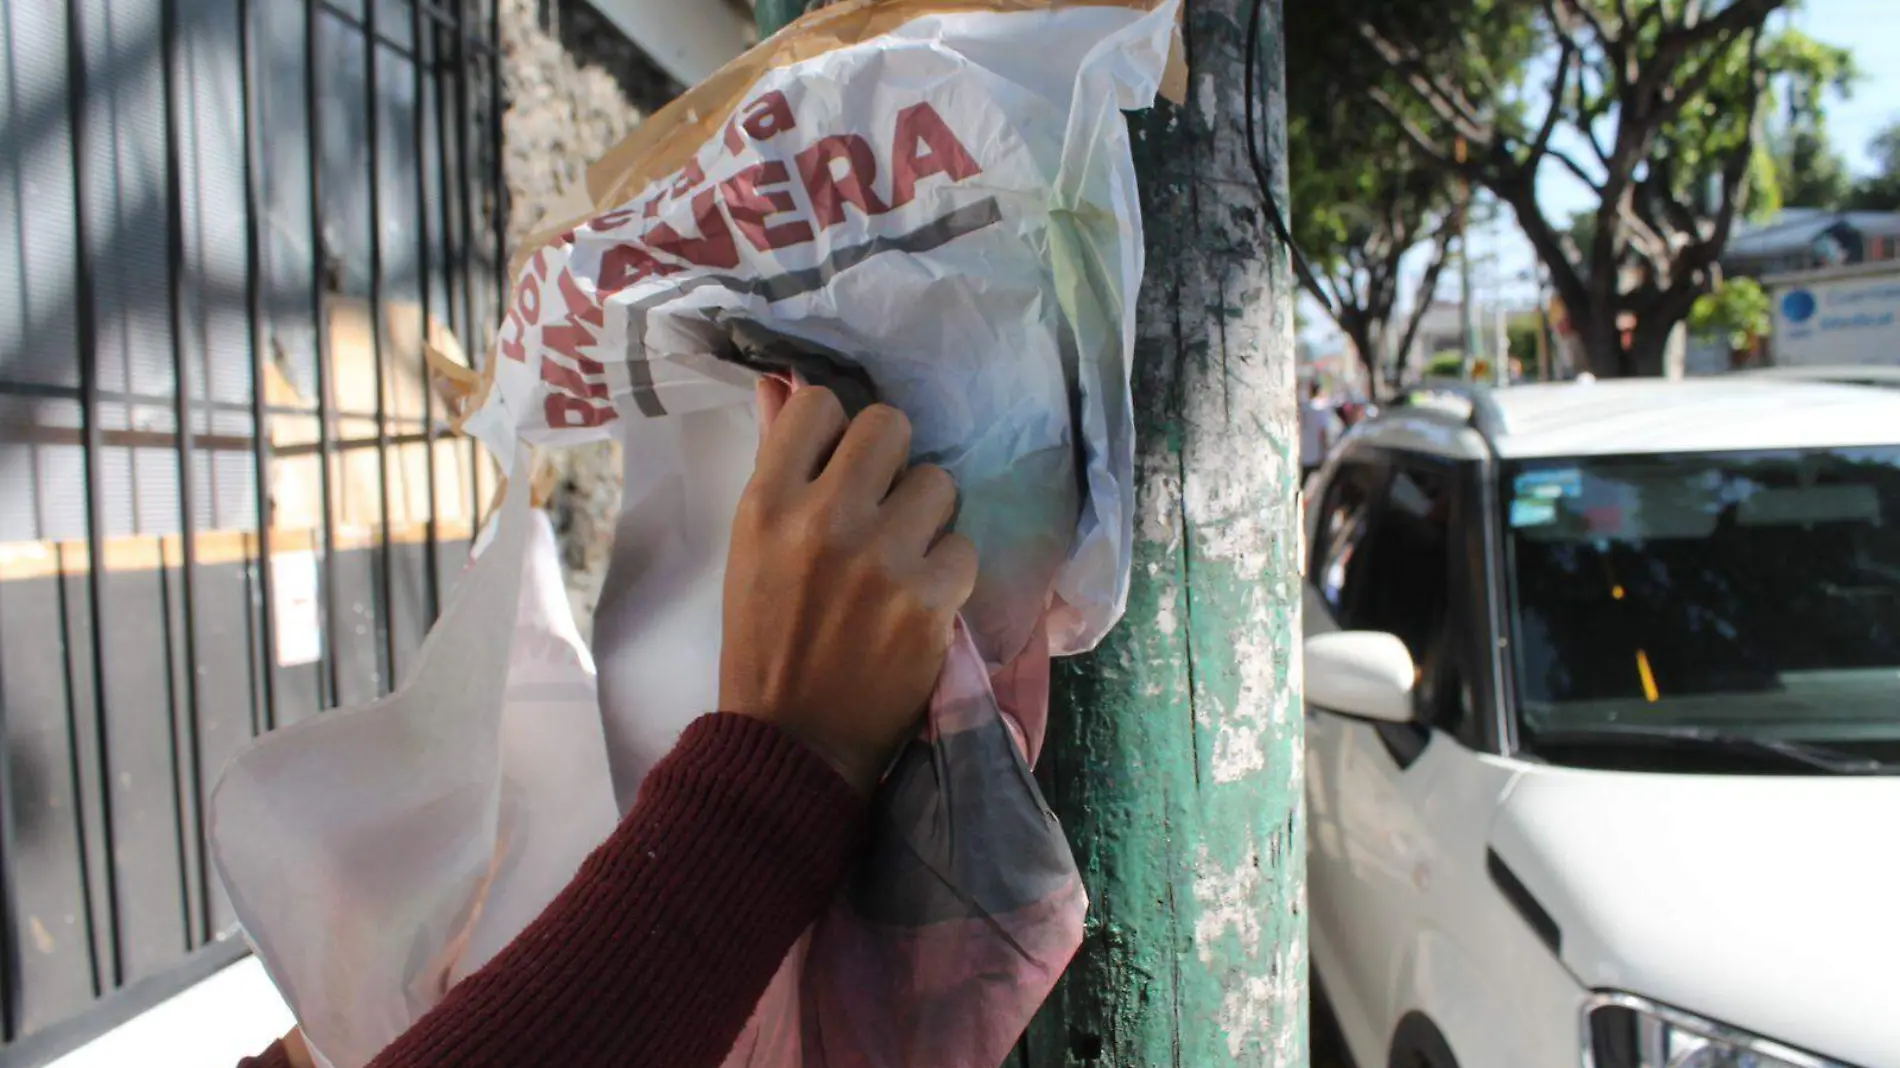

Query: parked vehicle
left=1304, top=374, right=1900, bottom=1068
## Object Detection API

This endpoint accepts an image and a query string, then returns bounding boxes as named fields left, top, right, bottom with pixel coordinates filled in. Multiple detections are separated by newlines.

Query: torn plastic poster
left=210, top=2, right=1180, bottom=1066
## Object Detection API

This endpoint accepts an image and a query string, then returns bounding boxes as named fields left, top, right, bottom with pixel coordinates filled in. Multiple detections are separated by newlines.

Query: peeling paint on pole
left=1024, top=0, right=1304, bottom=1063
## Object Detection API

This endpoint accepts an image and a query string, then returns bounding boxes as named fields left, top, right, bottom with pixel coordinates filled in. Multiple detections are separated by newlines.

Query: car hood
left=1490, top=766, right=1900, bottom=1067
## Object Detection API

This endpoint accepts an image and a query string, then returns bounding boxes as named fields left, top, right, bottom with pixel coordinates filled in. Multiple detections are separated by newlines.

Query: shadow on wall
left=0, top=0, right=505, bottom=1049
left=1, top=0, right=506, bottom=543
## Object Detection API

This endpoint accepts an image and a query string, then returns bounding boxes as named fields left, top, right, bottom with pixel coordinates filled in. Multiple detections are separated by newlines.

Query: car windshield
left=1504, top=446, right=1900, bottom=765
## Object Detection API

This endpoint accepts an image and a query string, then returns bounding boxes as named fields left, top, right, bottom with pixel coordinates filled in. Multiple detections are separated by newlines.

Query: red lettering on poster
left=740, top=91, right=796, bottom=141
left=721, top=161, right=814, bottom=252
left=544, top=393, right=617, bottom=428
left=514, top=275, right=543, bottom=324
left=796, top=134, right=891, bottom=228
left=543, top=269, right=605, bottom=364
left=500, top=313, right=526, bottom=362
left=498, top=274, right=544, bottom=362
left=598, top=242, right=677, bottom=292
left=889, top=103, right=981, bottom=208
left=668, top=159, right=707, bottom=200
left=590, top=206, right=639, bottom=232
left=646, top=188, right=740, bottom=269
left=540, top=356, right=608, bottom=400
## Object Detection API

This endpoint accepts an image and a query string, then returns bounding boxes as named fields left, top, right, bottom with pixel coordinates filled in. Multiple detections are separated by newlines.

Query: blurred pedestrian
left=1300, top=380, right=1344, bottom=483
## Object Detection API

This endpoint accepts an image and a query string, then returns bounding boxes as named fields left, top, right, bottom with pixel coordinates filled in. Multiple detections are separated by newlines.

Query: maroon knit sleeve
left=238, top=713, right=866, bottom=1068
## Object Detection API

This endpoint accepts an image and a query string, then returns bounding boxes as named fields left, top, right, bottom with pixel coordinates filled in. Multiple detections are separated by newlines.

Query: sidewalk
left=50, top=957, right=291, bottom=1068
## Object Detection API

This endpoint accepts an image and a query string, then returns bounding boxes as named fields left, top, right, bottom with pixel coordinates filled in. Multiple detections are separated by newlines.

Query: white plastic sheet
left=211, top=3, right=1177, bottom=1064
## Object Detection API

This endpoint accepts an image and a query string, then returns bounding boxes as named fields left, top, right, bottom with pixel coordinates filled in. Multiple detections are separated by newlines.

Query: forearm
left=241, top=713, right=864, bottom=1068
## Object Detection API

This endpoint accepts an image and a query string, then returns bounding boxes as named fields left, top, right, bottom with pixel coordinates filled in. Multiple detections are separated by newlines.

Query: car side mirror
left=1305, top=631, right=1417, bottom=724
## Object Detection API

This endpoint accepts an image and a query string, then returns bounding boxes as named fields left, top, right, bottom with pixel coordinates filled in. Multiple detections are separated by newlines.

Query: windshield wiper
left=1525, top=725, right=1898, bottom=775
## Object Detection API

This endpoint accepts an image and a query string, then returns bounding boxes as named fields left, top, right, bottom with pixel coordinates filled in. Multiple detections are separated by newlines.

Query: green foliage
left=1847, top=119, right=1900, bottom=211
left=1506, top=312, right=1544, bottom=363
left=1771, top=127, right=1849, bottom=209
left=1284, top=0, right=1489, bottom=378
left=1652, top=26, right=1855, bottom=215
left=1762, top=27, right=1856, bottom=211
left=1424, top=351, right=1469, bottom=379
left=1345, top=0, right=1858, bottom=375
left=1689, top=277, right=1772, bottom=351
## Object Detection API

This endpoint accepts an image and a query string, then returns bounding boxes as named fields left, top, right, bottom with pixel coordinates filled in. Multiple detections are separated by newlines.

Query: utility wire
left=1242, top=0, right=1339, bottom=321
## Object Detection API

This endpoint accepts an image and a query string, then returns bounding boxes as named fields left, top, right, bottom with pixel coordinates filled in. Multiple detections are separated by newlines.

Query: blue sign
left=1782, top=288, right=1818, bottom=324
left=1514, top=468, right=1582, bottom=500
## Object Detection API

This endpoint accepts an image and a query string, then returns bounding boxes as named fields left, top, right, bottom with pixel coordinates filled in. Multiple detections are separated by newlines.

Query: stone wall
left=497, top=0, right=681, bottom=632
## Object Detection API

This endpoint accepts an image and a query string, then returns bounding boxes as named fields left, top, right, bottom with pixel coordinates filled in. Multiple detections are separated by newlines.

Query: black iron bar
left=48, top=543, right=103, bottom=999
left=158, top=0, right=211, bottom=951
left=312, top=0, right=414, bottom=60
left=307, top=0, right=344, bottom=708
left=452, top=0, right=481, bottom=528
left=363, top=0, right=399, bottom=692
left=0, top=380, right=82, bottom=401
left=313, top=0, right=495, bottom=56
left=0, top=422, right=433, bottom=456
left=151, top=540, right=197, bottom=951
left=239, top=0, right=278, bottom=735
left=487, top=0, right=503, bottom=358
left=64, top=0, right=125, bottom=994
left=413, top=0, right=442, bottom=623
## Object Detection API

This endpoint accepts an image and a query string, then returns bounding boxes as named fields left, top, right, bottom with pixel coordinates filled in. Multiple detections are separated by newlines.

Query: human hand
left=721, top=379, right=977, bottom=794
left=282, top=1027, right=315, bottom=1068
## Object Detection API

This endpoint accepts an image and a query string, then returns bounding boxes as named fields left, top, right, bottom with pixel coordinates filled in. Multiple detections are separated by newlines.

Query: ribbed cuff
left=639, top=712, right=868, bottom=899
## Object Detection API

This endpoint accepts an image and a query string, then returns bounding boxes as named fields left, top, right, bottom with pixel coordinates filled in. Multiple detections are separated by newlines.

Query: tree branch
left=1553, top=0, right=1624, bottom=84
left=1393, top=221, right=1459, bottom=381
left=1545, top=145, right=1607, bottom=194
left=1680, top=28, right=1770, bottom=283
left=1612, top=0, right=1636, bottom=34
left=1676, top=0, right=1788, bottom=48
left=1528, top=37, right=1577, bottom=162
left=1358, top=24, right=1495, bottom=148
left=1366, top=85, right=1469, bottom=173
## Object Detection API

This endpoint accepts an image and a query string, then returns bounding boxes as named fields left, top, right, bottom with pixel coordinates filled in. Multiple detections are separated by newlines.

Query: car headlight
left=1583, top=993, right=1853, bottom=1068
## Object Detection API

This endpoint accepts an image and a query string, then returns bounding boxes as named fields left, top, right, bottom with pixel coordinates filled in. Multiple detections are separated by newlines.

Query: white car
left=1303, top=374, right=1900, bottom=1068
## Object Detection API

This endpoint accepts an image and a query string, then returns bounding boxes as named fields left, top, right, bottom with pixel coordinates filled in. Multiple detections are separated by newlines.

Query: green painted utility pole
left=755, top=2, right=1305, bottom=1063
left=753, top=0, right=811, bottom=39
left=1021, top=1, right=1304, bottom=1063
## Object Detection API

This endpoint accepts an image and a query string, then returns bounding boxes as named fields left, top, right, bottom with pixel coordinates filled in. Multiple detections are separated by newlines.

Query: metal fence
left=0, top=0, right=504, bottom=1055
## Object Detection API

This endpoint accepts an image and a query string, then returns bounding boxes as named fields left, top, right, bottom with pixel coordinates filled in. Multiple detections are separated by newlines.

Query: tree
left=1507, top=310, right=1546, bottom=368
left=1359, top=0, right=1851, bottom=377
left=1848, top=119, right=1900, bottom=210
left=1771, top=126, right=1850, bottom=208
left=1689, top=275, right=1771, bottom=362
left=1286, top=3, right=1465, bottom=395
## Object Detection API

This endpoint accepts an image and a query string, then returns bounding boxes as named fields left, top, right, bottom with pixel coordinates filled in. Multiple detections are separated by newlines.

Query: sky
left=1301, top=0, right=1900, bottom=353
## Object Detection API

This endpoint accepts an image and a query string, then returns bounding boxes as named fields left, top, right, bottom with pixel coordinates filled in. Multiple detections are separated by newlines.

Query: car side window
left=1346, top=462, right=1451, bottom=660
left=1312, top=460, right=1382, bottom=618
left=1336, top=458, right=1479, bottom=737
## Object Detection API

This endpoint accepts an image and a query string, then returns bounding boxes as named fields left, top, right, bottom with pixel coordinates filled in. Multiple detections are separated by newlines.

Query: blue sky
left=1302, top=0, right=1900, bottom=350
